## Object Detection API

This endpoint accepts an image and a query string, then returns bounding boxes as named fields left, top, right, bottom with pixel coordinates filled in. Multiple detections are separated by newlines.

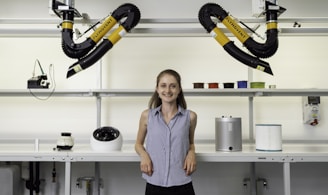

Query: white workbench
left=2, top=140, right=328, bottom=195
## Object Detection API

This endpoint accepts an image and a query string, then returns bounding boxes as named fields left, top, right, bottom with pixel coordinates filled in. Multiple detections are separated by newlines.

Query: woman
left=135, top=69, right=197, bottom=195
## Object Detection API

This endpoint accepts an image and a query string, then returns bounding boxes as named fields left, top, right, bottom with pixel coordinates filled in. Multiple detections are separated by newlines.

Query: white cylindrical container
left=255, top=124, right=282, bottom=151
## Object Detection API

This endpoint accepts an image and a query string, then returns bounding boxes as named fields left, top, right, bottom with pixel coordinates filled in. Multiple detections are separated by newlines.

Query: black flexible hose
left=224, top=42, right=273, bottom=75
left=111, top=3, right=141, bottom=32
left=198, top=2, right=286, bottom=75
left=243, top=2, right=281, bottom=58
left=67, top=39, right=113, bottom=78
left=66, top=3, right=141, bottom=78
left=199, top=2, right=280, bottom=59
left=60, top=10, right=96, bottom=59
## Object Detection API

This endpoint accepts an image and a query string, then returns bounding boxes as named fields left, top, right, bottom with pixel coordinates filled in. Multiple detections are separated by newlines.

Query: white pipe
left=65, top=162, right=71, bottom=195
left=283, top=162, right=291, bottom=195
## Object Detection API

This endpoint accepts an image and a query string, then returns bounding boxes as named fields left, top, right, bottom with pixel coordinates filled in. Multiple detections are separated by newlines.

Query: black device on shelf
left=27, top=75, right=50, bottom=89
left=27, top=59, right=50, bottom=89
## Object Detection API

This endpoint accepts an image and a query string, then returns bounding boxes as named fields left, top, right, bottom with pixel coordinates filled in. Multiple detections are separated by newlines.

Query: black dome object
left=93, top=126, right=120, bottom=142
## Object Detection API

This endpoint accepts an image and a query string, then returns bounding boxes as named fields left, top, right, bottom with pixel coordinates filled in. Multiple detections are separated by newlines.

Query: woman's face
left=156, top=74, right=181, bottom=104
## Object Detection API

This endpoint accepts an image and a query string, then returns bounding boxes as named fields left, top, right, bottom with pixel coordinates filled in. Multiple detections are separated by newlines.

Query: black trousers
left=145, top=182, right=195, bottom=195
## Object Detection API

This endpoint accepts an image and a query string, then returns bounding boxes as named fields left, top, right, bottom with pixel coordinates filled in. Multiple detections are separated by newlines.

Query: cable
left=29, top=62, right=56, bottom=101
left=33, top=59, right=45, bottom=75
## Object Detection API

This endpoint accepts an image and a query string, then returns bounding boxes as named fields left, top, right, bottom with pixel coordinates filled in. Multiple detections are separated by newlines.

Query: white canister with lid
left=255, top=124, right=282, bottom=151
left=56, top=132, right=74, bottom=150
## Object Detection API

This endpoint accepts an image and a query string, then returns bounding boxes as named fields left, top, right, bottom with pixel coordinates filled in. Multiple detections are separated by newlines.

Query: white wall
left=3, top=36, right=328, bottom=141
left=1, top=0, right=328, bottom=141
left=2, top=0, right=328, bottom=194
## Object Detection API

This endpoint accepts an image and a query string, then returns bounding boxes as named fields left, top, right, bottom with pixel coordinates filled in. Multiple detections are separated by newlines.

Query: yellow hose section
left=256, top=65, right=265, bottom=72
left=62, top=21, right=73, bottom=29
left=107, top=26, right=126, bottom=45
left=267, top=22, right=278, bottom=30
left=73, top=64, right=83, bottom=72
left=222, top=16, right=250, bottom=43
left=211, top=27, right=230, bottom=46
left=90, top=16, right=117, bottom=43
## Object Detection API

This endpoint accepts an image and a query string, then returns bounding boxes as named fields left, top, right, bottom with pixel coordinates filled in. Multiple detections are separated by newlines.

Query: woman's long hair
left=148, top=69, right=187, bottom=109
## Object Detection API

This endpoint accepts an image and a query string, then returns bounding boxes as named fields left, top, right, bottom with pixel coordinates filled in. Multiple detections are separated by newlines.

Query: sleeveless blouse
left=143, top=105, right=192, bottom=187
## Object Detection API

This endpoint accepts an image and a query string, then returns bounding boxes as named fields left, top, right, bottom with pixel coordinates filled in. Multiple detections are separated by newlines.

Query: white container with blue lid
left=255, top=124, right=282, bottom=151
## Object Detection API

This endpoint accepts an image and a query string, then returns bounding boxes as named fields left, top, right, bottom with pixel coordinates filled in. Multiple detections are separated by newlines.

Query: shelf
left=185, top=88, right=328, bottom=97
left=183, top=88, right=328, bottom=97
left=1, top=89, right=328, bottom=97
left=1, top=17, right=328, bottom=37
left=0, top=89, right=94, bottom=97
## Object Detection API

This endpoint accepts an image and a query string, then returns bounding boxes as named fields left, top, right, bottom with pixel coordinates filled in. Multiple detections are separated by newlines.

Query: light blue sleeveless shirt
left=143, top=105, right=192, bottom=187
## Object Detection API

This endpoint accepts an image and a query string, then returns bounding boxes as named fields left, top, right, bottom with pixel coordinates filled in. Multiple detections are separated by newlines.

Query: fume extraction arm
left=198, top=1, right=286, bottom=75
left=52, top=0, right=141, bottom=78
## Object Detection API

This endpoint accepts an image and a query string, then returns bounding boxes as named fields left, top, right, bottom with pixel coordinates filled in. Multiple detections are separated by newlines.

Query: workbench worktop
left=1, top=140, right=328, bottom=162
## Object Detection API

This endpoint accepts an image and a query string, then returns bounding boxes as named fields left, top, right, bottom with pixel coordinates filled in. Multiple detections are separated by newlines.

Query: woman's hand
left=184, top=150, right=196, bottom=175
left=140, top=153, right=153, bottom=176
